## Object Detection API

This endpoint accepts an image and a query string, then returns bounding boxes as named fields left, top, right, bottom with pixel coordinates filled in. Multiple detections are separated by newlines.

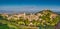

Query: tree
left=0, top=14, right=4, bottom=20
left=24, top=19, right=30, bottom=26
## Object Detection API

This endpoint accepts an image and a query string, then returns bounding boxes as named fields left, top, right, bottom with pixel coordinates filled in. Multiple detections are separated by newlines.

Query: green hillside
left=0, top=10, right=60, bottom=29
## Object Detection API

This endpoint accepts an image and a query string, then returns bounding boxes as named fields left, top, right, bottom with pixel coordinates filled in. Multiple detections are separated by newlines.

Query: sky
left=0, top=0, right=60, bottom=13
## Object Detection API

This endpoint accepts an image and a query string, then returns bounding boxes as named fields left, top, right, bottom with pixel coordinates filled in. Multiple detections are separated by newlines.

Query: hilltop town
left=0, top=10, right=60, bottom=29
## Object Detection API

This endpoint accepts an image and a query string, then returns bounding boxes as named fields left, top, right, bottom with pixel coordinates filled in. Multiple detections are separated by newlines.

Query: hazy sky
left=0, top=0, right=60, bottom=12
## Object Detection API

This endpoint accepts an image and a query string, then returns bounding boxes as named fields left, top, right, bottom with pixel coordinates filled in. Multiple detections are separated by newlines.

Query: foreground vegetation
left=0, top=10, right=60, bottom=29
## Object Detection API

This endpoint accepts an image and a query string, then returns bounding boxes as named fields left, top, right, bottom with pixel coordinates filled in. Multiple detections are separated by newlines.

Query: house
left=50, top=13, right=58, bottom=19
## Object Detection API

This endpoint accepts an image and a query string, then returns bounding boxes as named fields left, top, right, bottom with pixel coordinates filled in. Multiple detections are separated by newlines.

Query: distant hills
left=54, top=12, right=60, bottom=15
left=0, top=10, right=60, bottom=14
left=0, top=10, right=14, bottom=14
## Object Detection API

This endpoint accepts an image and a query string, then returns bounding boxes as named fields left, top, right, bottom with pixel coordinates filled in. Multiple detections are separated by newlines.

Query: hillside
left=0, top=10, right=60, bottom=29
